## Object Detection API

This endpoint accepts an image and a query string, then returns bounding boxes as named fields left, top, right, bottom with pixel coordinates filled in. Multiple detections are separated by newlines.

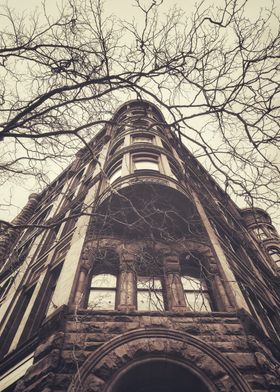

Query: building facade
left=0, top=100, right=280, bottom=391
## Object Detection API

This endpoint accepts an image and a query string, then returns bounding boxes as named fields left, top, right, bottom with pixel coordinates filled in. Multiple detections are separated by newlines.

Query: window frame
left=107, top=159, right=123, bottom=184
left=131, top=133, right=154, bottom=145
left=180, top=259, right=213, bottom=312
left=18, top=263, right=63, bottom=344
left=181, top=274, right=211, bottom=312
left=110, top=138, right=125, bottom=155
left=252, top=227, right=268, bottom=241
left=87, top=273, right=117, bottom=310
left=0, top=285, right=36, bottom=357
left=268, top=247, right=280, bottom=267
left=131, top=152, right=160, bottom=173
left=137, top=276, right=165, bottom=312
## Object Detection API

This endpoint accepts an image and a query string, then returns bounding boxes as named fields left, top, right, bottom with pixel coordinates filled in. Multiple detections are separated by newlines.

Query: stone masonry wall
left=16, top=311, right=280, bottom=392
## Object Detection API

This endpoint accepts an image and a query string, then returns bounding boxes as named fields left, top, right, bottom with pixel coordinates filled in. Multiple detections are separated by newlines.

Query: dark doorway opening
left=111, top=359, right=211, bottom=392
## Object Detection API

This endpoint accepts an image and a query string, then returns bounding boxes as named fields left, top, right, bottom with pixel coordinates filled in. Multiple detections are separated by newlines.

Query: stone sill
left=72, top=308, right=238, bottom=319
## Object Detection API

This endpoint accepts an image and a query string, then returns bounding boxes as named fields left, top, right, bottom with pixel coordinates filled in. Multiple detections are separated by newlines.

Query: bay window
left=84, top=253, right=215, bottom=313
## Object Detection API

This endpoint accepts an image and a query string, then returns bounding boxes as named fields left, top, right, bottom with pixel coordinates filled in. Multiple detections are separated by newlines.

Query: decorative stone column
left=117, top=250, right=136, bottom=311
left=163, top=252, right=186, bottom=311
left=73, top=245, right=92, bottom=307
left=0, top=193, right=40, bottom=267
left=208, top=261, right=231, bottom=311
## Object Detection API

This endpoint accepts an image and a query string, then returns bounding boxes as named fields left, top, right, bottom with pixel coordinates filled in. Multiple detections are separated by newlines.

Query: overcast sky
left=1, top=0, right=279, bottom=224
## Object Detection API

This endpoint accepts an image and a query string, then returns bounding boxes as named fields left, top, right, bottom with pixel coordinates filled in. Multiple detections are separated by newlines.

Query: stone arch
left=67, top=328, right=252, bottom=392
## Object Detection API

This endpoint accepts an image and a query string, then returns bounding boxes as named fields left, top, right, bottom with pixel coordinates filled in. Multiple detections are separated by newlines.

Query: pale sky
left=1, top=0, right=279, bottom=224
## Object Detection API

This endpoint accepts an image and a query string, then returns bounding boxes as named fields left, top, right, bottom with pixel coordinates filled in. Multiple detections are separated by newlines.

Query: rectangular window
left=253, top=227, right=267, bottom=241
left=108, top=159, right=123, bottom=184
left=110, top=139, right=124, bottom=155
left=109, top=167, right=122, bottom=183
left=181, top=276, right=211, bottom=312
left=132, top=154, right=160, bottom=172
left=59, top=203, right=83, bottom=239
left=44, top=265, right=63, bottom=316
left=88, top=274, right=117, bottom=310
left=131, top=134, right=154, bottom=144
left=137, top=277, right=164, bottom=311
left=268, top=248, right=280, bottom=267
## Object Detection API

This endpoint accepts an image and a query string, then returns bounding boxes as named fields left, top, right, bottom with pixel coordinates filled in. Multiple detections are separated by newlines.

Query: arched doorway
left=107, top=358, right=211, bottom=392
left=68, top=328, right=253, bottom=392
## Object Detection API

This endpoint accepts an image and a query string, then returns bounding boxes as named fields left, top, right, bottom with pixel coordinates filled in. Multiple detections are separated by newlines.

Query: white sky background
left=0, top=0, right=279, bottom=227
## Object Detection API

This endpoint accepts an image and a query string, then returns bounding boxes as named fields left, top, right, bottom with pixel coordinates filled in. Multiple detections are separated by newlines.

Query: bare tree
left=0, top=0, right=279, bottom=221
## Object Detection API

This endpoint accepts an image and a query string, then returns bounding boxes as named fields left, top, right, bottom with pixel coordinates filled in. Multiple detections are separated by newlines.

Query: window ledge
left=72, top=308, right=237, bottom=319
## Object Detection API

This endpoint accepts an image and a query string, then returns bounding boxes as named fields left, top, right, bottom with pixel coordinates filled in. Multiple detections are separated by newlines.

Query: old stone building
left=0, top=100, right=280, bottom=391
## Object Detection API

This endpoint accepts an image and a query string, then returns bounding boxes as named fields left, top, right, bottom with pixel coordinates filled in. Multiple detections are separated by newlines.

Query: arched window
left=137, top=276, right=164, bottom=311
left=268, top=248, right=280, bottom=267
left=88, top=274, right=117, bottom=310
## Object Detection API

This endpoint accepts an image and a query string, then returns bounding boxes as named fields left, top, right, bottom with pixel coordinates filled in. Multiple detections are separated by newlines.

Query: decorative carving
left=81, top=245, right=92, bottom=270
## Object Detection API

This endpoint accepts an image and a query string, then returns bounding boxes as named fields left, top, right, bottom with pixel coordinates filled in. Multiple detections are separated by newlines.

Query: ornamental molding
left=84, top=238, right=212, bottom=258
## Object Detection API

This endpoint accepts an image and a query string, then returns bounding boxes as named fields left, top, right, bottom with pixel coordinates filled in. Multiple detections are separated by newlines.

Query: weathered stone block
left=34, top=332, right=64, bottom=361
left=53, top=374, right=73, bottom=389
left=245, top=374, right=267, bottom=389
left=226, top=352, right=257, bottom=370
left=23, top=373, right=55, bottom=392
left=24, top=350, right=60, bottom=385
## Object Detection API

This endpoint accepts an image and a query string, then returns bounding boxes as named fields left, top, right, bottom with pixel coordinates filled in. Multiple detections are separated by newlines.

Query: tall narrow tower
left=0, top=100, right=279, bottom=392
